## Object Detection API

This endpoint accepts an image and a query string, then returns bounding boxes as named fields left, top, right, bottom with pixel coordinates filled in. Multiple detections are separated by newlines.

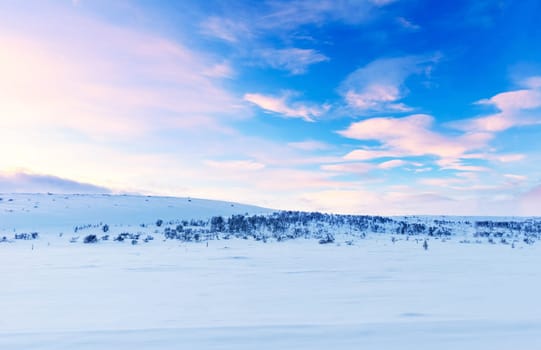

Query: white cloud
left=495, top=154, right=526, bottom=162
left=345, top=85, right=412, bottom=112
left=297, top=183, right=541, bottom=216
left=203, top=62, right=234, bottom=78
left=321, top=162, right=374, bottom=174
left=504, top=174, right=527, bottom=182
left=378, top=159, right=407, bottom=169
left=199, top=0, right=396, bottom=46
left=482, top=89, right=541, bottom=111
left=340, top=114, right=486, bottom=158
left=288, top=140, right=331, bottom=151
left=419, top=177, right=469, bottom=188
left=523, top=76, right=541, bottom=89
left=0, top=12, right=246, bottom=139
left=397, top=17, right=420, bottom=30
left=0, top=171, right=111, bottom=194
left=258, top=48, right=329, bottom=74
left=244, top=93, right=329, bottom=122
left=452, top=84, right=541, bottom=132
left=339, top=55, right=439, bottom=112
left=435, top=159, right=489, bottom=172
left=462, top=153, right=526, bottom=163
left=370, top=0, right=397, bottom=6
left=339, top=114, right=493, bottom=171
left=344, top=149, right=401, bottom=161
left=204, top=160, right=265, bottom=171
left=200, top=16, right=252, bottom=43
left=261, top=0, right=393, bottom=29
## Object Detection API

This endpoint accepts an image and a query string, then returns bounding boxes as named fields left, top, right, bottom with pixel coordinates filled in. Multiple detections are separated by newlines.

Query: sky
left=1, top=0, right=541, bottom=215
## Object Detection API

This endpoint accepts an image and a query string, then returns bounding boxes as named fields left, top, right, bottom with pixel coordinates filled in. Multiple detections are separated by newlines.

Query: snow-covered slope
left=2, top=237, right=541, bottom=350
left=1, top=193, right=541, bottom=349
left=0, top=193, right=271, bottom=231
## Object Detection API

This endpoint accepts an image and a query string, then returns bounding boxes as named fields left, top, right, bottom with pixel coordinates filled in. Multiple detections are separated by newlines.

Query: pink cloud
left=523, top=76, right=541, bottom=89
left=339, top=114, right=489, bottom=159
left=338, top=114, right=498, bottom=172
left=378, top=159, right=407, bottom=169
left=435, top=159, right=489, bottom=172
left=504, top=174, right=527, bottom=183
left=244, top=93, right=328, bottom=122
left=453, top=85, right=541, bottom=132
left=340, top=55, right=439, bottom=112
left=480, top=89, right=541, bottom=111
left=204, top=160, right=266, bottom=171
left=321, top=163, right=374, bottom=174
left=0, top=171, right=110, bottom=194
left=344, top=149, right=401, bottom=161
left=345, top=85, right=412, bottom=112
left=288, top=140, right=331, bottom=151
left=0, top=11, right=244, bottom=139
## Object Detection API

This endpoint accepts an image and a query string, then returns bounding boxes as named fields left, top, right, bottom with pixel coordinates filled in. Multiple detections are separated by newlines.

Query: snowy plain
left=1, top=194, right=540, bottom=349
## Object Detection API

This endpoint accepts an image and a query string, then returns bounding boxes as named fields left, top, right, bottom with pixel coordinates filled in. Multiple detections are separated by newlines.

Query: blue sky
left=1, top=0, right=541, bottom=215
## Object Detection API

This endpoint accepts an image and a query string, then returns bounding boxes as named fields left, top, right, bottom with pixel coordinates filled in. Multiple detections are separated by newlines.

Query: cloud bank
left=0, top=172, right=111, bottom=194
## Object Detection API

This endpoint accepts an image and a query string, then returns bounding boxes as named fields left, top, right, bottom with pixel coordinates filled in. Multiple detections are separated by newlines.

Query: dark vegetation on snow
left=67, top=211, right=541, bottom=247
left=3, top=211, right=540, bottom=248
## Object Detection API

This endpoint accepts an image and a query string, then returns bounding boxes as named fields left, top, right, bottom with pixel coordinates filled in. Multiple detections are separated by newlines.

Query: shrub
left=319, top=234, right=335, bottom=245
left=14, top=232, right=39, bottom=240
left=84, top=234, right=98, bottom=244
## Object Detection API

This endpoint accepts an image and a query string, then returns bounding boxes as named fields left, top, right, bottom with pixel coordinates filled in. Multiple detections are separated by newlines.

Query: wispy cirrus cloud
left=199, top=0, right=396, bottom=77
left=378, top=159, right=408, bottom=169
left=200, top=16, right=253, bottom=43
left=397, top=17, right=421, bottom=31
left=259, top=0, right=396, bottom=30
left=370, top=0, right=397, bottom=6
left=340, top=55, right=440, bottom=113
left=258, top=48, right=329, bottom=74
left=203, top=61, right=235, bottom=78
left=199, top=0, right=397, bottom=43
left=244, top=92, right=329, bottom=122
left=0, top=8, right=245, bottom=139
left=504, top=174, right=527, bottom=182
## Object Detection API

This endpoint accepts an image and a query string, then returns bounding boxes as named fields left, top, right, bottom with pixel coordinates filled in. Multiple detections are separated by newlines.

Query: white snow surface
left=0, top=193, right=270, bottom=231
left=1, top=194, right=540, bottom=349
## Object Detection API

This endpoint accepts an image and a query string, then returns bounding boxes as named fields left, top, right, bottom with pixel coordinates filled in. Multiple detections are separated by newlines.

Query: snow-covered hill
left=0, top=193, right=271, bottom=231
left=1, top=193, right=540, bottom=249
